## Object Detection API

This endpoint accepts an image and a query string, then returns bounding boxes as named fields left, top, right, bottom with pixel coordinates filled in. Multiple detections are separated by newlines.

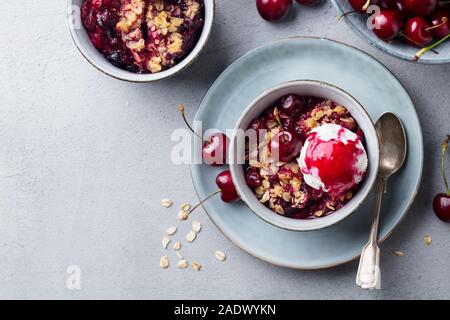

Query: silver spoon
left=356, top=112, right=407, bottom=289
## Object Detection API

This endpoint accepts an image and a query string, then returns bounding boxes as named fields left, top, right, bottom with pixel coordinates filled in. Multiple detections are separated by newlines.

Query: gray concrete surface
left=1, top=0, right=450, bottom=300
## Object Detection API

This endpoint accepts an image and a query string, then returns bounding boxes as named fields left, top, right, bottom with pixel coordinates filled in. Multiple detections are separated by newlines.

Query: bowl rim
left=67, top=0, right=215, bottom=82
left=229, top=79, right=380, bottom=232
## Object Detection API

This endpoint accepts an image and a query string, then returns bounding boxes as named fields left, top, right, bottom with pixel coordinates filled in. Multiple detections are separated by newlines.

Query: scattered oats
left=177, top=260, right=189, bottom=269
left=187, top=230, right=197, bottom=243
left=173, top=242, right=181, bottom=250
left=160, top=256, right=169, bottom=269
left=181, top=203, right=192, bottom=212
left=192, top=221, right=202, bottom=233
left=394, top=251, right=405, bottom=257
left=215, top=250, right=226, bottom=261
left=166, top=226, right=177, bottom=236
left=161, top=199, right=173, bottom=208
left=424, top=234, right=432, bottom=246
left=175, top=251, right=183, bottom=260
left=192, top=261, right=202, bottom=271
left=178, top=210, right=189, bottom=221
left=162, top=236, right=171, bottom=249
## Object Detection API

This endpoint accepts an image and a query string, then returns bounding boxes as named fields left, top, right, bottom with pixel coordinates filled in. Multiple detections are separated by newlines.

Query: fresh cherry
left=403, top=16, right=434, bottom=46
left=430, top=11, right=450, bottom=38
left=256, top=0, right=293, bottom=21
left=433, top=135, right=450, bottom=222
left=245, top=167, right=263, bottom=188
left=403, top=0, right=438, bottom=16
left=269, top=130, right=303, bottom=162
left=280, top=94, right=304, bottom=116
left=372, top=9, right=403, bottom=41
left=216, top=170, right=240, bottom=203
left=380, top=0, right=408, bottom=18
left=179, top=104, right=228, bottom=166
left=203, top=133, right=229, bottom=166
left=348, top=0, right=378, bottom=12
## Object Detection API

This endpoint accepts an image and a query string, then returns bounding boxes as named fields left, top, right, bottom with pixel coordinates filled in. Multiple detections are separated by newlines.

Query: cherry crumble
left=81, top=0, right=205, bottom=73
left=245, top=96, right=366, bottom=220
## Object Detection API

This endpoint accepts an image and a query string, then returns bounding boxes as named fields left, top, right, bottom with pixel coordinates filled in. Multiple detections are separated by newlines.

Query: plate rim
left=330, top=0, right=450, bottom=65
left=190, top=36, right=424, bottom=269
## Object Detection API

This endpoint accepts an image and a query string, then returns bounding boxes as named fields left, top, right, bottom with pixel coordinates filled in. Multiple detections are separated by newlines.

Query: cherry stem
left=178, top=104, right=204, bottom=141
left=338, top=10, right=358, bottom=21
left=425, top=17, right=448, bottom=32
left=362, top=0, right=371, bottom=11
left=441, top=135, right=450, bottom=196
left=188, top=189, right=221, bottom=215
left=273, top=108, right=283, bottom=128
left=400, top=32, right=439, bottom=54
left=414, top=33, right=450, bottom=61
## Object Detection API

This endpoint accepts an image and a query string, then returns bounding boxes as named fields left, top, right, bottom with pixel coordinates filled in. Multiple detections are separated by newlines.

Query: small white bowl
left=229, top=80, right=380, bottom=231
left=67, top=0, right=214, bottom=82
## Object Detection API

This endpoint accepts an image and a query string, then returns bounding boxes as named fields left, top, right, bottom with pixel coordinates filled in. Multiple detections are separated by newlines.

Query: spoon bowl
left=376, top=113, right=407, bottom=179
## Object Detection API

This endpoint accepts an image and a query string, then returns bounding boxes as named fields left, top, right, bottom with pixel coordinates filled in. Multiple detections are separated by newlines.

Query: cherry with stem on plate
left=430, top=11, right=450, bottom=38
left=372, top=9, right=404, bottom=41
left=182, top=170, right=240, bottom=219
left=403, top=0, right=438, bottom=16
left=179, top=104, right=228, bottom=166
left=256, top=0, right=292, bottom=21
left=349, top=0, right=377, bottom=12
left=433, top=135, right=450, bottom=222
left=403, top=16, right=434, bottom=47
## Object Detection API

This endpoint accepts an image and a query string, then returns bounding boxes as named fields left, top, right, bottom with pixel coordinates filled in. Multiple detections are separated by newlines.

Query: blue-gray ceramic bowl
left=331, top=0, right=450, bottom=64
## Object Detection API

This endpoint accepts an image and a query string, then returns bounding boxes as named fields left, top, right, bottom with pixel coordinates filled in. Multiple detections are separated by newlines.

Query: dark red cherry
left=403, top=0, right=438, bottom=16
left=430, top=11, right=450, bottom=39
left=216, top=170, right=240, bottom=203
left=404, top=16, right=434, bottom=46
left=269, top=130, right=303, bottom=162
left=256, top=0, right=293, bottom=21
left=245, top=168, right=262, bottom=188
left=433, top=193, right=450, bottom=222
left=280, top=94, right=304, bottom=116
left=373, top=9, right=403, bottom=41
left=380, top=0, right=408, bottom=18
left=203, top=133, right=229, bottom=167
left=433, top=135, right=450, bottom=222
left=349, top=0, right=379, bottom=12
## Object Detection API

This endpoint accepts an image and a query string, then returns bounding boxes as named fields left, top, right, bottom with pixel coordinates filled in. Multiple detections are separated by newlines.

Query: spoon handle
left=356, top=178, right=386, bottom=289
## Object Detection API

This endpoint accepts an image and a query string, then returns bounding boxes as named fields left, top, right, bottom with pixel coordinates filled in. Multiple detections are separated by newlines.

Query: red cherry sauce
left=302, top=128, right=364, bottom=195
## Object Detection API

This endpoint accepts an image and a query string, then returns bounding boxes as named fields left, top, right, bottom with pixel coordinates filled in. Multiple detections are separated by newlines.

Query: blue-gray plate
left=331, top=0, right=450, bottom=64
left=190, top=37, right=423, bottom=269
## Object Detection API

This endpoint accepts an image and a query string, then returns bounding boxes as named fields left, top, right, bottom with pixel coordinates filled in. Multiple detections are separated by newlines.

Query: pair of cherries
left=347, top=0, right=450, bottom=61
left=179, top=104, right=239, bottom=203
left=256, top=0, right=320, bottom=22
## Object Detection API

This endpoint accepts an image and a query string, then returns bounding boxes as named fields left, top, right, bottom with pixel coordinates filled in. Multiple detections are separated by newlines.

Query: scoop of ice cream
left=298, top=123, right=368, bottom=195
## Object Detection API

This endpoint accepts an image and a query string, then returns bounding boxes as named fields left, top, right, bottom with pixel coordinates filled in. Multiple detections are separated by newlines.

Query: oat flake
left=215, top=251, right=226, bottom=261
left=186, top=230, right=196, bottom=243
left=162, top=236, right=171, bottom=249
left=161, top=199, right=173, bottom=208
left=177, top=260, right=189, bottom=269
left=181, top=203, right=192, bottom=212
left=192, top=261, right=202, bottom=271
left=160, top=256, right=169, bottom=269
left=394, top=251, right=405, bottom=257
left=192, top=221, right=202, bottom=233
left=424, top=234, right=432, bottom=246
left=166, top=226, right=177, bottom=236
left=173, top=242, right=181, bottom=250
left=178, top=210, right=189, bottom=221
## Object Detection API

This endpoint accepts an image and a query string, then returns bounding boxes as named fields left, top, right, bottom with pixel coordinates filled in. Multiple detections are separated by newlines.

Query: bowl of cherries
left=332, top=0, right=450, bottom=63
left=68, top=0, right=215, bottom=82
left=228, top=80, right=380, bottom=231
